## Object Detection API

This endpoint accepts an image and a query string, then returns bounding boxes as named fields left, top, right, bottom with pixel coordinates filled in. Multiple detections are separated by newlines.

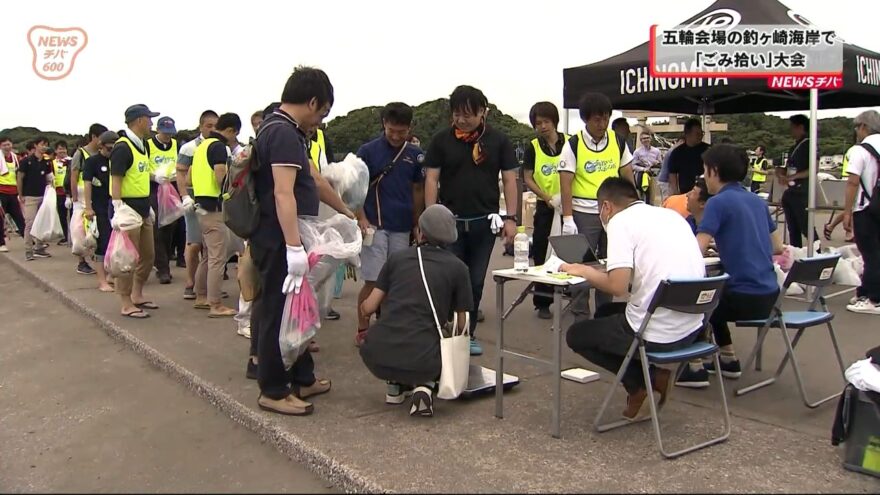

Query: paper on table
left=539, top=254, right=566, bottom=274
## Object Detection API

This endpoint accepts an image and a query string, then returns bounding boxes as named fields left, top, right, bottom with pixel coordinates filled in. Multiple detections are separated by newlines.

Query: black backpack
left=222, top=120, right=285, bottom=238
left=857, top=143, right=880, bottom=221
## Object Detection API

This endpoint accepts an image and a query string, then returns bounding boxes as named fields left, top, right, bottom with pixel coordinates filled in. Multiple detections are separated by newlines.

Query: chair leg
left=740, top=324, right=770, bottom=376
left=594, top=340, right=648, bottom=432
left=783, top=325, right=841, bottom=409
left=827, top=322, right=847, bottom=378
left=648, top=351, right=732, bottom=459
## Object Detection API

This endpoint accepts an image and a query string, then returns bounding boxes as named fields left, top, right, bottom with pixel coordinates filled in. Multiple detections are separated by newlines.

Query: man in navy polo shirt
left=676, top=144, right=784, bottom=388
left=354, top=102, right=425, bottom=346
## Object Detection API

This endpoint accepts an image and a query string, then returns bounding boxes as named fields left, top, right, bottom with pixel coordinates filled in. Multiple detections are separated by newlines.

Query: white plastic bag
left=112, top=202, right=144, bottom=232
left=320, top=153, right=370, bottom=211
left=299, top=214, right=363, bottom=316
left=774, top=263, right=805, bottom=296
left=157, top=182, right=185, bottom=227
left=832, top=258, right=862, bottom=286
left=30, top=186, right=63, bottom=242
left=104, top=229, right=140, bottom=277
left=70, top=205, right=96, bottom=257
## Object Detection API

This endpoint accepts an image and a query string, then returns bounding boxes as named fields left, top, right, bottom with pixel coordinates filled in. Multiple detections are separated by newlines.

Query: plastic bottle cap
left=517, top=226, right=526, bottom=233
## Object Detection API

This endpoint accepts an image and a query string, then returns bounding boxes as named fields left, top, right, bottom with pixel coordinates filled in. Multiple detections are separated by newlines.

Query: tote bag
left=417, top=247, right=470, bottom=400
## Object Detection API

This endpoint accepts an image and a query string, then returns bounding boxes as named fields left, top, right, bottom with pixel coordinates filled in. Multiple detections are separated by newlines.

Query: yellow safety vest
left=191, top=137, right=222, bottom=198
left=53, top=159, right=67, bottom=188
left=531, top=135, right=569, bottom=197
left=146, top=137, right=178, bottom=180
left=110, top=137, right=151, bottom=199
left=310, top=129, right=326, bottom=172
left=752, top=157, right=768, bottom=183
left=77, top=148, right=90, bottom=187
left=0, top=154, right=17, bottom=187
left=842, top=149, right=851, bottom=177
left=571, top=130, right=623, bottom=200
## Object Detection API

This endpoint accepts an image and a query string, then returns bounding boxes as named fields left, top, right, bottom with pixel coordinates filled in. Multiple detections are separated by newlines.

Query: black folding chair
left=734, top=254, right=847, bottom=408
left=593, top=275, right=731, bottom=459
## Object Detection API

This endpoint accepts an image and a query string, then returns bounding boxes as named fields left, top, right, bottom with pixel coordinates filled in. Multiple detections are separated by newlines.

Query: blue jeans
left=447, top=216, right=497, bottom=338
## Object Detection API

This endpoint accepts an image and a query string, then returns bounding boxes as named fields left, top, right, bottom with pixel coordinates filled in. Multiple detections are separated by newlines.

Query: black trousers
left=0, top=193, right=26, bottom=238
left=531, top=201, right=556, bottom=310
left=750, top=181, right=765, bottom=193
left=709, top=289, right=779, bottom=348
left=249, top=242, right=316, bottom=400
left=781, top=186, right=817, bottom=248
left=56, top=193, right=69, bottom=242
left=566, top=303, right=701, bottom=394
left=149, top=191, right=175, bottom=276
left=448, top=217, right=497, bottom=337
left=854, top=210, right=880, bottom=302
left=171, top=217, right=186, bottom=261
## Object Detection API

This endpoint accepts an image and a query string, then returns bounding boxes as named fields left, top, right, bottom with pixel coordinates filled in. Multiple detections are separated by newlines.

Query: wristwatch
left=501, top=215, right=516, bottom=222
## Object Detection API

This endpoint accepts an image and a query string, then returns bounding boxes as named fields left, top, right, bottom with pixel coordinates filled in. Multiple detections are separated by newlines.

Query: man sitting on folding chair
left=561, top=178, right=707, bottom=420
left=678, top=144, right=786, bottom=388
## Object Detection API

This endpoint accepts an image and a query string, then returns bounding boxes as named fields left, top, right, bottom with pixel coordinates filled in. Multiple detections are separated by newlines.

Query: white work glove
left=562, top=216, right=578, bottom=236
left=110, top=200, right=125, bottom=230
left=549, top=194, right=562, bottom=211
left=282, top=245, right=309, bottom=295
left=154, top=174, right=168, bottom=185
left=64, top=197, right=73, bottom=209
left=180, top=195, right=195, bottom=212
left=488, top=213, right=504, bottom=235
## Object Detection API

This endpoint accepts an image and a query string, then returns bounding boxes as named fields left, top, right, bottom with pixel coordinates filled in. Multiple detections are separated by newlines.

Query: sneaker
left=705, top=358, right=743, bottom=379
left=537, top=307, right=552, bottom=320
left=25, top=253, right=34, bottom=262
left=157, top=272, right=172, bottom=284
left=76, top=261, right=96, bottom=275
left=385, top=383, right=414, bottom=405
left=409, top=386, right=434, bottom=417
left=246, top=358, right=257, bottom=380
left=847, top=298, right=880, bottom=315
left=183, top=287, right=196, bottom=300
left=57, top=238, right=68, bottom=246
left=469, top=339, right=483, bottom=356
left=675, top=365, right=710, bottom=389
left=622, top=388, right=655, bottom=421
left=237, top=325, right=251, bottom=339
left=849, top=295, right=866, bottom=305
left=0, top=245, right=8, bottom=253
left=176, top=258, right=187, bottom=268
left=324, top=309, right=341, bottom=321
left=33, top=249, right=51, bottom=258
left=257, top=394, right=313, bottom=416
left=652, top=367, right=673, bottom=408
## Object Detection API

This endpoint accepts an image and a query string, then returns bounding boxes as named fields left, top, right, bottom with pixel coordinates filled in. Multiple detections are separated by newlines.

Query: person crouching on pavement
left=359, top=204, right=473, bottom=417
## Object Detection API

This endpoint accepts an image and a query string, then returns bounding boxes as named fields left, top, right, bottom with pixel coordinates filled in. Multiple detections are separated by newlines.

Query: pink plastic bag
left=157, top=182, right=185, bottom=227
left=104, top=229, right=141, bottom=277
left=773, top=246, right=794, bottom=272
left=279, top=253, right=321, bottom=369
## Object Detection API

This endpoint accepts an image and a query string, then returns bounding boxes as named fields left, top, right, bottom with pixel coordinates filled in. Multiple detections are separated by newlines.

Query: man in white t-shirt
left=561, top=177, right=706, bottom=420
left=843, top=110, right=880, bottom=315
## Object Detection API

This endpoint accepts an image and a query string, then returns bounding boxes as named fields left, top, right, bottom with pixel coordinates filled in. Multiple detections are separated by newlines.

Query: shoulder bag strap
left=857, top=143, right=880, bottom=202
left=417, top=246, right=445, bottom=338
left=369, top=142, right=409, bottom=187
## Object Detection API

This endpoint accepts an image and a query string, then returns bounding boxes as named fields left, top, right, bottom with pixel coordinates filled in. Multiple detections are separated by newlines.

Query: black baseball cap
left=124, top=104, right=160, bottom=123
left=156, top=116, right=177, bottom=135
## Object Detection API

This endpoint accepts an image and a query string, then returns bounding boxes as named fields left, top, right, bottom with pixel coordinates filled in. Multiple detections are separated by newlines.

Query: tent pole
left=807, top=88, right=819, bottom=258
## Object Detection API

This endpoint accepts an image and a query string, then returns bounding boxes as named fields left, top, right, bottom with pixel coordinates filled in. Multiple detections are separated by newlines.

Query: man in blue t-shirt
left=676, top=144, right=784, bottom=389
left=354, top=102, right=425, bottom=346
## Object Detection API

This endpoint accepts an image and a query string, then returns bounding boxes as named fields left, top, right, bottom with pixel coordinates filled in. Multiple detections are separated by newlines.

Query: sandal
left=295, top=378, right=332, bottom=400
left=135, top=301, right=159, bottom=310
left=122, top=309, right=150, bottom=319
left=823, top=224, right=833, bottom=241
left=308, top=340, right=320, bottom=353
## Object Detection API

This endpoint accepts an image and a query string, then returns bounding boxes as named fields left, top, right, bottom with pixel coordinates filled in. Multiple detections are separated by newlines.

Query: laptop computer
left=549, top=234, right=603, bottom=265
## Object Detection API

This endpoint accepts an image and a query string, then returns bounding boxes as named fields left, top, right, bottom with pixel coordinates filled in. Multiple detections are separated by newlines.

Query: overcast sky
left=2, top=0, right=875, bottom=138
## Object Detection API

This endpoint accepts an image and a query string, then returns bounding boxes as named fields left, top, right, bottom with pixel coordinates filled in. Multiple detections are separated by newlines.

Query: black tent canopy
left=562, top=0, right=880, bottom=113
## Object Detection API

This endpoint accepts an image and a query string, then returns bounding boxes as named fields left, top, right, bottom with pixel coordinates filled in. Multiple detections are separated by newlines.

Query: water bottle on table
left=513, top=226, right=529, bottom=272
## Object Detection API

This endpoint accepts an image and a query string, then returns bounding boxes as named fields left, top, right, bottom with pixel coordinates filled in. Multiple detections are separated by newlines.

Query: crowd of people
left=1, top=66, right=878, bottom=420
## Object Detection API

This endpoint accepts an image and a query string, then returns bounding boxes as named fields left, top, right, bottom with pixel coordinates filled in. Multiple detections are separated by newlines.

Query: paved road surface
left=0, top=264, right=337, bottom=493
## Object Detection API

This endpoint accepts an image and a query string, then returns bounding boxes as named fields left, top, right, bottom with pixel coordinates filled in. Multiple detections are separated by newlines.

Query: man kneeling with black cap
left=359, top=205, right=473, bottom=417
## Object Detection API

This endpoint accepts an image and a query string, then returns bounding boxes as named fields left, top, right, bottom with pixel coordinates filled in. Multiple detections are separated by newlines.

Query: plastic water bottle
left=514, top=226, right=530, bottom=272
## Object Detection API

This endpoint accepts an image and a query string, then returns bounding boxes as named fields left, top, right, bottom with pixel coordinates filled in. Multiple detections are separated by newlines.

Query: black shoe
left=325, top=309, right=341, bottom=321
left=33, top=249, right=51, bottom=259
left=537, top=307, right=552, bottom=320
left=76, top=261, right=96, bottom=275
left=675, top=365, right=710, bottom=389
left=158, top=272, right=172, bottom=285
left=705, top=358, right=743, bottom=379
left=246, top=359, right=258, bottom=380
left=57, top=238, right=68, bottom=246
left=176, top=258, right=186, bottom=268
